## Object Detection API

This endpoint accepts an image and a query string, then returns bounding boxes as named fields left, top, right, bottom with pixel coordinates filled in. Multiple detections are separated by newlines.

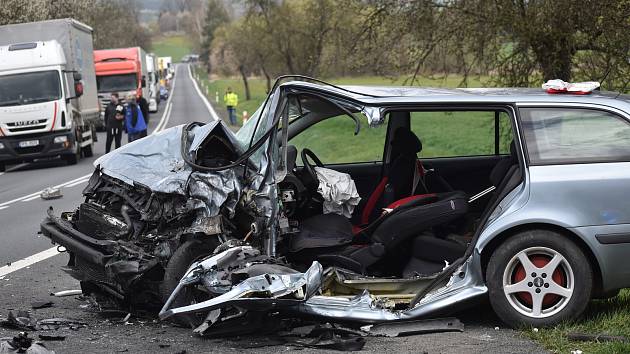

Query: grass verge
left=527, top=289, right=630, bottom=353
left=151, top=35, right=193, bottom=63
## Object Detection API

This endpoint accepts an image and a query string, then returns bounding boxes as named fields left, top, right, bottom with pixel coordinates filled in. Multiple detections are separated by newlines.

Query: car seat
left=289, top=191, right=468, bottom=275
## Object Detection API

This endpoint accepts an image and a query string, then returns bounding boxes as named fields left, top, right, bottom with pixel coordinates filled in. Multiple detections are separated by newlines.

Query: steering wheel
left=300, top=148, right=324, bottom=186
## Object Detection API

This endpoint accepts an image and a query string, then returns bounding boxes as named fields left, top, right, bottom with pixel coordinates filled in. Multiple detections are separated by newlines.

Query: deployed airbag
left=314, top=167, right=360, bottom=218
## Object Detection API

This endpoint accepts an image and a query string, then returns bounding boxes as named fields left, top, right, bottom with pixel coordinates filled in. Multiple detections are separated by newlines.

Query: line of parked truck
left=0, top=18, right=175, bottom=172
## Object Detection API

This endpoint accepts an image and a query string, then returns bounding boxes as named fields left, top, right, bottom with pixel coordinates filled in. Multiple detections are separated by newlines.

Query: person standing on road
left=137, top=93, right=150, bottom=124
left=224, top=87, right=238, bottom=125
left=124, top=93, right=148, bottom=143
left=104, top=93, right=125, bottom=153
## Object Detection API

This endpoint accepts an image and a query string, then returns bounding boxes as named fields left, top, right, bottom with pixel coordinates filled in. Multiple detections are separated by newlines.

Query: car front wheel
left=486, top=229, right=592, bottom=327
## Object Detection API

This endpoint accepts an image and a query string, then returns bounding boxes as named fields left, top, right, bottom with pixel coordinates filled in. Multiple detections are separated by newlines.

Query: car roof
left=282, top=81, right=630, bottom=112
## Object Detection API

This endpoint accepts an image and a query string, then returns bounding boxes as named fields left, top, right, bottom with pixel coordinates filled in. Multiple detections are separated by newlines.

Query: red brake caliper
left=512, top=255, right=566, bottom=307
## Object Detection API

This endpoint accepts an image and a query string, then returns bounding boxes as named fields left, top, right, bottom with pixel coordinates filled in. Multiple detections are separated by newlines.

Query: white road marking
left=0, top=206, right=8, bottom=210
left=0, top=247, right=59, bottom=278
left=22, top=195, right=41, bottom=202
left=188, top=64, right=219, bottom=121
left=64, top=178, right=89, bottom=188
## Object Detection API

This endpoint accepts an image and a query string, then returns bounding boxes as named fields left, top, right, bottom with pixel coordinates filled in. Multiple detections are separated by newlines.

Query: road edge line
left=188, top=64, right=219, bottom=121
left=0, top=247, right=59, bottom=278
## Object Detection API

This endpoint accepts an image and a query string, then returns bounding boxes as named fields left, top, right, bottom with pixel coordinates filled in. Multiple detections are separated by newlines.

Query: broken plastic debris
left=532, top=327, right=539, bottom=333
left=40, top=188, right=62, bottom=200
left=31, top=302, right=54, bottom=310
left=51, top=290, right=82, bottom=297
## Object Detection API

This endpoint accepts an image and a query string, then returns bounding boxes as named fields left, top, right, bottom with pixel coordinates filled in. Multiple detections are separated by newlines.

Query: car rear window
left=520, top=108, right=630, bottom=165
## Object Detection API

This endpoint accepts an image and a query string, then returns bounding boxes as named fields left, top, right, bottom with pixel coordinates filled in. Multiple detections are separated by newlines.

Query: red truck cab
left=94, top=47, right=148, bottom=124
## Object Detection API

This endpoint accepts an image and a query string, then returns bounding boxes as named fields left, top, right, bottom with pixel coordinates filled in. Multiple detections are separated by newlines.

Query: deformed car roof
left=282, top=81, right=630, bottom=111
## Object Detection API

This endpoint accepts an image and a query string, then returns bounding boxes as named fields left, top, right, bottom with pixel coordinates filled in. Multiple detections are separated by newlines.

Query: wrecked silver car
left=42, top=77, right=630, bottom=332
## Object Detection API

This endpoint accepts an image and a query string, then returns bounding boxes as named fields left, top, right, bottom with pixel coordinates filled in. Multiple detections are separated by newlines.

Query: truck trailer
left=0, top=19, right=98, bottom=171
left=94, top=47, right=148, bottom=120
left=145, top=53, right=160, bottom=112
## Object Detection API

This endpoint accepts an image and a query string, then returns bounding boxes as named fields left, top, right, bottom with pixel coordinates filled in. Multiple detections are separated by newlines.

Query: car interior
left=276, top=95, right=520, bottom=279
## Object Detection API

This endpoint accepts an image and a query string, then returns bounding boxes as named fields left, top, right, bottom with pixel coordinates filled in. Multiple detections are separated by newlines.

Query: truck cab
left=94, top=47, right=148, bottom=121
left=0, top=41, right=90, bottom=171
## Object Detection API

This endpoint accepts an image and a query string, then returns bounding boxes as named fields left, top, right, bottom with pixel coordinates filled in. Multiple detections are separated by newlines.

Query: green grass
left=151, top=35, right=192, bottom=63
left=527, top=289, right=630, bottom=353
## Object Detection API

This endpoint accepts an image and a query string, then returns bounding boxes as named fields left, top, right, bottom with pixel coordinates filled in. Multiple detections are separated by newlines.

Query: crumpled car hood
left=93, top=120, right=245, bottom=217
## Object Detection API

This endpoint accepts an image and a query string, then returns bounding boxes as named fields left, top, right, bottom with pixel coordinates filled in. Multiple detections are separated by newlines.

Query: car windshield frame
left=0, top=70, right=62, bottom=107
left=96, top=73, right=137, bottom=93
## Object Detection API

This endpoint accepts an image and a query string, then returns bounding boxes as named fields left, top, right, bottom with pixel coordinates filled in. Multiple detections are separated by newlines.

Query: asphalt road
left=0, top=64, right=546, bottom=353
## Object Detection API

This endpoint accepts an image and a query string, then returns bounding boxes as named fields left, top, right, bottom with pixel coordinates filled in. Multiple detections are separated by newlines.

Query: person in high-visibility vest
left=224, top=87, right=239, bottom=125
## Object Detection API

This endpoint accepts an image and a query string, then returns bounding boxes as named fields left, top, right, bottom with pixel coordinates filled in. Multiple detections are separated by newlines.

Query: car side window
left=410, top=111, right=512, bottom=157
left=290, top=115, right=388, bottom=165
left=520, top=108, right=630, bottom=165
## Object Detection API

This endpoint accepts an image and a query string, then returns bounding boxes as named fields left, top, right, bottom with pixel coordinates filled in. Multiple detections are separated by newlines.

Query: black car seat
left=289, top=190, right=468, bottom=274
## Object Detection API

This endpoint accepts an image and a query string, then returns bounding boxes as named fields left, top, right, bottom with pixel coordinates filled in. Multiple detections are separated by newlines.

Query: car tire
left=486, top=229, right=592, bottom=328
left=160, top=239, right=220, bottom=328
left=0, top=163, right=5, bottom=172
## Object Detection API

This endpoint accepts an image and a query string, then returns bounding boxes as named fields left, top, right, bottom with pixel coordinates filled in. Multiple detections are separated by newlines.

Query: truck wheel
left=83, top=144, right=93, bottom=158
left=486, top=229, right=592, bottom=328
left=160, top=239, right=220, bottom=328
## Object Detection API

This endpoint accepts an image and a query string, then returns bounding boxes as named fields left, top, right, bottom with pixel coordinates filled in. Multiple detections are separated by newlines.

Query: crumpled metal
left=314, top=167, right=360, bottom=218
left=94, top=120, right=245, bottom=217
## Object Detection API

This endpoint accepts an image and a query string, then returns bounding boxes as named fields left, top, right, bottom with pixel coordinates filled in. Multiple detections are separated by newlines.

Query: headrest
left=287, top=145, right=298, bottom=171
left=391, top=127, right=422, bottom=155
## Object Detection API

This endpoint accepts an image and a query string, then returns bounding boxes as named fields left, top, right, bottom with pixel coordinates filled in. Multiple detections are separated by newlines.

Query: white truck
left=146, top=53, right=160, bottom=112
left=0, top=19, right=98, bottom=171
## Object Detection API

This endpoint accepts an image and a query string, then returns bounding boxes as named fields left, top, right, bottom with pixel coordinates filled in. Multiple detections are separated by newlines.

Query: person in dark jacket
left=104, top=92, right=125, bottom=153
left=124, top=93, right=148, bottom=143
left=137, top=93, right=150, bottom=124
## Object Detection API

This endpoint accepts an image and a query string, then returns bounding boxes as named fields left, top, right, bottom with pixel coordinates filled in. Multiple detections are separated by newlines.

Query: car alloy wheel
left=502, top=246, right=574, bottom=318
left=486, top=229, right=592, bottom=327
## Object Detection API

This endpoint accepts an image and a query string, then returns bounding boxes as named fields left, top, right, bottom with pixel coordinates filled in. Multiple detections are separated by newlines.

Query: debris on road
left=0, top=312, right=37, bottom=331
left=0, top=332, right=55, bottom=354
left=50, top=290, right=81, bottom=297
left=37, top=335, right=65, bottom=342
left=30, top=302, right=53, bottom=310
left=37, top=318, right=87, bottom=331
left=40, top=188, right=62, bottom=201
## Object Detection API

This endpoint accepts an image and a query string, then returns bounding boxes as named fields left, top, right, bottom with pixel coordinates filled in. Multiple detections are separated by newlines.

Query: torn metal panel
left=361, top=317, right=464, bottom=337
left=159, top=246, right=322, bottom=320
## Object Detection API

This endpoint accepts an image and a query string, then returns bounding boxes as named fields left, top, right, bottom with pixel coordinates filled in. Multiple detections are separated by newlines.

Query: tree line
left=0, top=0, right=151, bottom=50
left=201, top=0, right=630, bottom=99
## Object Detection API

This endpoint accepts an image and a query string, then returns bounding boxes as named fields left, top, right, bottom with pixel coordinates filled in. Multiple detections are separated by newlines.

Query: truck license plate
left=19, top=140, right=39, bottom=148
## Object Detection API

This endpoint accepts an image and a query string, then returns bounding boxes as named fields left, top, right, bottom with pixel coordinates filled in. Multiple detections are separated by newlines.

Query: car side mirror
left=141, top=77, right=146, bottom=88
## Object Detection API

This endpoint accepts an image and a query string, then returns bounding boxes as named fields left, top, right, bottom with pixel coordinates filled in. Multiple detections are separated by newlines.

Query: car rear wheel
left=160, top=239, right=220, bottom=328
left=486, top=229, right=592, bottom=327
